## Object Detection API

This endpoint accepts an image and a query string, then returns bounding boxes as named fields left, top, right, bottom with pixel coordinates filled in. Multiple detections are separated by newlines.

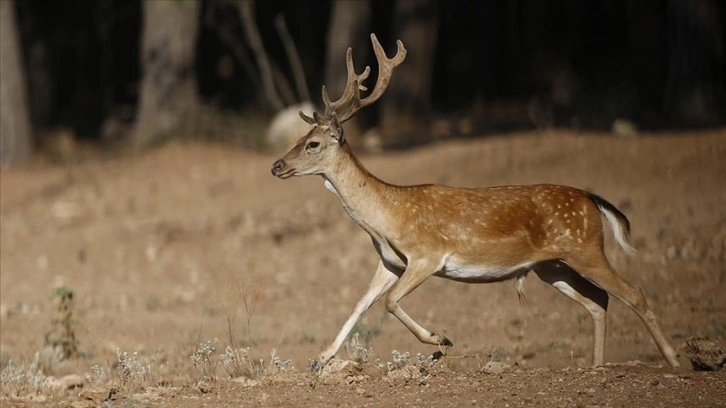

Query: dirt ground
left=1, top=128, right=725, bottom=407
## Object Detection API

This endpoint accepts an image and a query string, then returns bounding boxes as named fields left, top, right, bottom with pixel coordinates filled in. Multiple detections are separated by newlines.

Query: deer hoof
left=432, top=351, right=445, bottom=361
left=310, top=360, right=323, bottom=372
left=441, top=337, right=454, bottom=347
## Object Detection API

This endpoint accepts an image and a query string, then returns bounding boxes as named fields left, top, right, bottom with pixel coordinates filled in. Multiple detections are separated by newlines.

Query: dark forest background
left=1, top=0, right=724, bottom=166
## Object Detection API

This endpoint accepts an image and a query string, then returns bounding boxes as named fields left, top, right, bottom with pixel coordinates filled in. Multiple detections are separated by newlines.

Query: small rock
left=480, top=361, right=511, bottom=375
left=78, top=386, right=115, bottom=402
left=265, top=102, right=316, bottom=152
left=521, top=352, right=536, bottom=360
left=197, top=381, right=212, bottom=394
left=361, top=364, right=385, bottom=379
left=52, top=201, right=84, bottom=222
left=46, top=374, right=83, bottom=391
left=666, top=246, right=677, bottom=260
left=70, top=401, right=95, bottom=408
left=59, top=374, right=84, bottom=390
left=612, top=118, right=639, bottom=137
left=318, top=359, right=361, bottom=385
left=684, top=337, right=726, bottom=371
left=386, top=365, right=422, bottom=384
left=659, top=378, right=673, bottom=388
left=231, top=376, right=259, bottom=387
left=321, top=359, right=360, bottom=376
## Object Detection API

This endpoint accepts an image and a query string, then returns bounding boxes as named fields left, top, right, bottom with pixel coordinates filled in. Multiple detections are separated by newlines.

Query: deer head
left=271, top=34, right=406, bottom=178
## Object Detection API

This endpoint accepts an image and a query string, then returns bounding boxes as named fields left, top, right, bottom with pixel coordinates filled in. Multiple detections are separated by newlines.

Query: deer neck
left=322, top=145, right=397, bottom=237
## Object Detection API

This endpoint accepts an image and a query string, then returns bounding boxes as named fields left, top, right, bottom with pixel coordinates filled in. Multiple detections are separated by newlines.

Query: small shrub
left=262, top=348, right=294, bottom=377
left=0, top=352, right=50, bottom=396
left=219, top=346, right=254, bottom=378
left=116, top=349, right=152, bottom=385
left=344, top=332, right=372, bottom=364
left=190, top=338, right=219, bottom=379
left=219, top=346, right=293, bottom=379
left=383, top=350, right=432, bottom=373
left=84, top=364, right=107, bottom=386
left=387, top=350, right=411, bottom=371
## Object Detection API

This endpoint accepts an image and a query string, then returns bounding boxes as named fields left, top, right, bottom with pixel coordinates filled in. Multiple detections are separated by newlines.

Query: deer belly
left=437, top=259, right=531, bottom=283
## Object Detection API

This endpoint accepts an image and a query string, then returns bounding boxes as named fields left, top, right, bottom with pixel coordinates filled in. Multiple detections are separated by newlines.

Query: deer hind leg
left=564, top=254, right=681, bottom=368
left=315, top=261, right=400, bottom=370
left=384, top=259, right=453, bottom=348
left=533, top=260, right=609, bottom=366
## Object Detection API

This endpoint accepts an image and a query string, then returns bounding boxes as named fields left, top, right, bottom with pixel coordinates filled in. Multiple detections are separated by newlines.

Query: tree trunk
left=379, top=0, right=438, bottom=144
left=324, top=0, right=371, bottom=100
left=664, top=0, right=724, bottom=126
left=0, top=0, right=33, bottom=167
left=131, top=0, right=200, bottom=149
left=323, top=0, right=371, bottom=139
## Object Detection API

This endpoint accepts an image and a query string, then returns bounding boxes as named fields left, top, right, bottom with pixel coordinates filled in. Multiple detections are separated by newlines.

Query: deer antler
left=322, top=34, right=407, bottom=123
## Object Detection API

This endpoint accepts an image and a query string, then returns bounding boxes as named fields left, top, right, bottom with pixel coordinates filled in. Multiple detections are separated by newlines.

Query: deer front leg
left=384, top=259, right=453, bottom=348
left=313, top=261, right=399, bottom=371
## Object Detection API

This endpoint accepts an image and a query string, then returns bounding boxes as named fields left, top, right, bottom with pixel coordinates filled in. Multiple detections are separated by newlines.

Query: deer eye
left=307, top=141, right=320, bottom=149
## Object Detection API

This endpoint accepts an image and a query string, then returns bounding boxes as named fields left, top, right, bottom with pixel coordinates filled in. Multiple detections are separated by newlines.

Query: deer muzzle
left=271, top=159, right=292, bottom=178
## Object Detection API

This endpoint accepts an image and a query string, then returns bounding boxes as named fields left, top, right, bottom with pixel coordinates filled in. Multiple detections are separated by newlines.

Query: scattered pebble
left=480, top=361, right=511, bottom=375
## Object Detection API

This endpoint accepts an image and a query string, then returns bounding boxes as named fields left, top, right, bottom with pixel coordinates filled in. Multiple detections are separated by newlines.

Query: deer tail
left=588, top=193, right=637, bottom=256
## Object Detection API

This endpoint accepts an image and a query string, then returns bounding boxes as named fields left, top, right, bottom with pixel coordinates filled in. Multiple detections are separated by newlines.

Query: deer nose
left=271, top=159, right=285, bottom=176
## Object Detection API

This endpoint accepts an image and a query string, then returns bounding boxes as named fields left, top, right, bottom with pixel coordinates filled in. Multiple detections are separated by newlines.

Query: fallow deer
left=271, top=34, right=680, bottom=370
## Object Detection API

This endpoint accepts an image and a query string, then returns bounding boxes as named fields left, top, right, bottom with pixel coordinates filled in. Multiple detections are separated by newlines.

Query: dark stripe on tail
left=586, top=192, right=631, bottom=234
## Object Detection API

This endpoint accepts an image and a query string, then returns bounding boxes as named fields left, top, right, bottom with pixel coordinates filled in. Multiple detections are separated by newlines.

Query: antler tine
left=337, top=34, right=407, bottom=123
left=322, top=47, right=371, bottom=117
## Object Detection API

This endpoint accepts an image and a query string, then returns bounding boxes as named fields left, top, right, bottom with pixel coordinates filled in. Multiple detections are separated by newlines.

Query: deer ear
left=299, top=111, right=317, bottom=125
left=329, top=112, right=345, bottom=145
